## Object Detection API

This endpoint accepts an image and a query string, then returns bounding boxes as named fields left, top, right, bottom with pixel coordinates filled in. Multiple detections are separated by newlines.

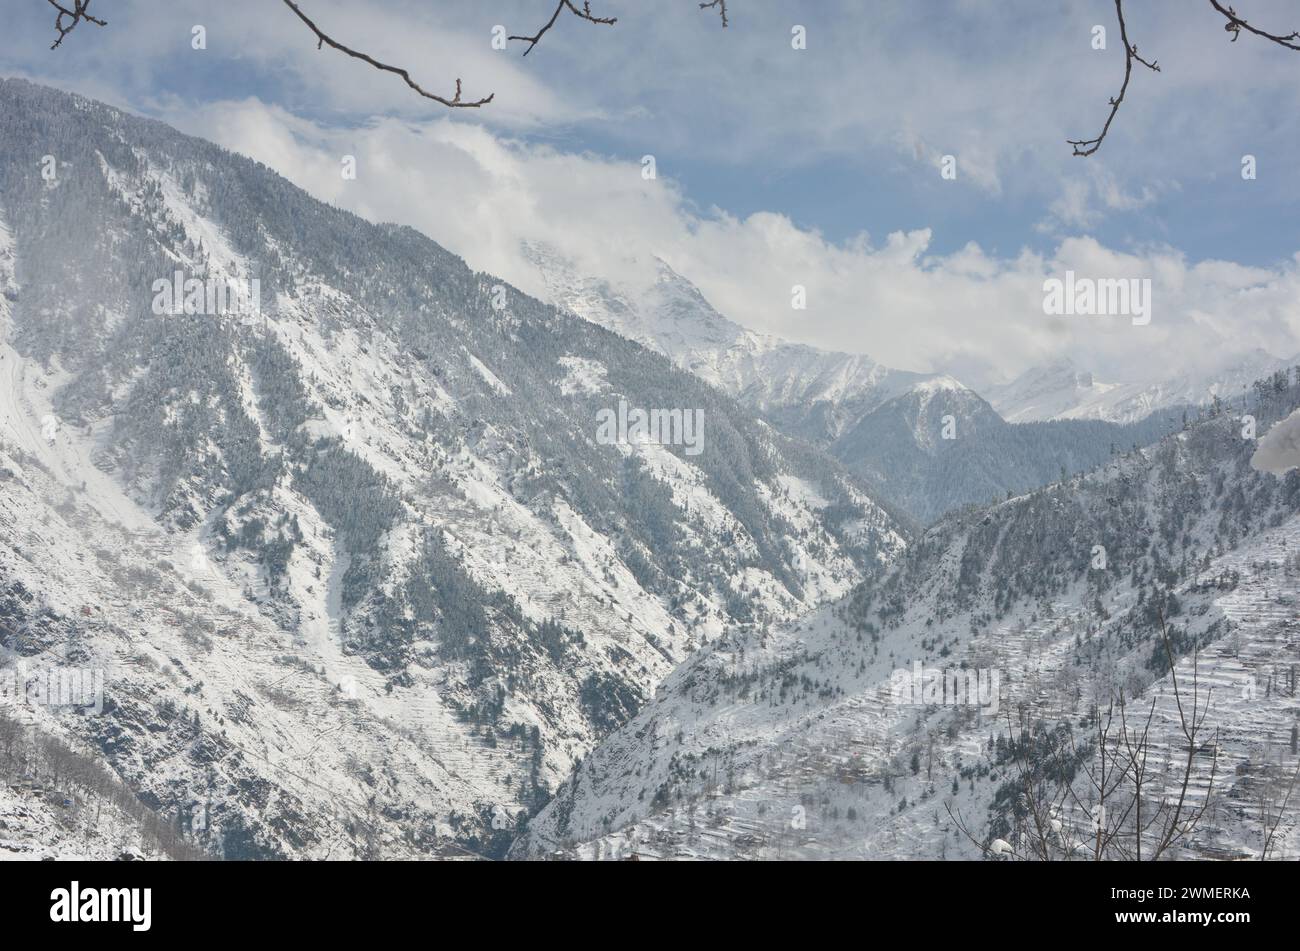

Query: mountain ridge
left=0, top=77, right=903, bottom=858
left=512, top=368, right=1300, bottom=860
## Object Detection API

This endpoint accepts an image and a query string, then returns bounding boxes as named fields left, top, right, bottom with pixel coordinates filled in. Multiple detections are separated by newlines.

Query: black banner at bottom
left=0, top=858, right=1278, bottom=938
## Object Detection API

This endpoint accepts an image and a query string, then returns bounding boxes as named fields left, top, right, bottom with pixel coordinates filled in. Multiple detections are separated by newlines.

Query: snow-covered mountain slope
left=830, top=375, right=1184, bottom=524
left=525, top=244, right=931, bottom=444
left=0, top=782, right=144, bottom=862
left=0, top=79, right=905, bottom=858
left=988, top=352, right=1296, bottom=424
left=0, top=702, right=204, bottom=862
left=527, top=248, right=1187, bottom=526
left=511, top=375, right=1300, bottom=860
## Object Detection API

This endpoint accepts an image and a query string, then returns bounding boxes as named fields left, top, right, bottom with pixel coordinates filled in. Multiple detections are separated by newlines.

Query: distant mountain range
left=985, top=352, right=1297, bottom=424
left=525, top=244, right=932, bottom=444
left=526, top=245, right=1228, bottom=523
left=829, top=375, right=1184, bottom=522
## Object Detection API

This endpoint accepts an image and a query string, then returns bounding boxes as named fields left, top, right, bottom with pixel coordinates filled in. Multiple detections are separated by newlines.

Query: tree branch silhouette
left=700, top=1, right=730, bottom=28
left=1209, top=1, right=1300, bottom=49
left=46, top=0, right=105, bottom=50
left=46, top=1, right=729, bottom=109
left=1071, top=1, right=1300, bottom=156
left=41, top=0, right=1295, bottom=150
left=280, top=0, right=494, bottom=108
left=509, top=1, right=618, bottom=57
left=1068, top=0, right=1159, bottom=157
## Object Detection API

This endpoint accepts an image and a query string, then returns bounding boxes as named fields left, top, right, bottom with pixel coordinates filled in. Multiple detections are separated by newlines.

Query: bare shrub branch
left=980, top=601, right=1231, bottom=862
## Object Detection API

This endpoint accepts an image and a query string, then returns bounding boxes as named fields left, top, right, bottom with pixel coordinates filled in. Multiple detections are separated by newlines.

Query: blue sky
left=3, top=0, right=1300, bottom=384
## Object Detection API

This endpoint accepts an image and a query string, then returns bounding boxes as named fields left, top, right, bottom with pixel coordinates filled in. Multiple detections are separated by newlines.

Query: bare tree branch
left=46, top=0, right=703, bottom=106
left=1209, top=1, right=1300, bottom=50
left=1071, top=1, right=1300, bottom=155
left=1261, top=758, right=1300, bottom=859
left=279, top=0, right=494, bottom=108
left=509, top=0, right=727, bottom=58
left=46, top=0, right=105, bottom=50
left=700, top=0, right=730, bottom=28
left=510, top=1, right=617, bottom=57
left=1068, top=0, right=1159, bottom=157
left=984, top=597, right=1234, bottom=862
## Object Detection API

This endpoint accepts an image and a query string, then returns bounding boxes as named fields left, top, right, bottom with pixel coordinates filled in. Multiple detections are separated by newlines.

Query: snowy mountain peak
left=523, top=240, right=934, bottom=441
left=909, top=374, right=970, bottom=397
left=988, top=350, right=1295, bottom=424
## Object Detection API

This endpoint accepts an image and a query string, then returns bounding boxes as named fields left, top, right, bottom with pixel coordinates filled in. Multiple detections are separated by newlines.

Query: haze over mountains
left=527, top=244, right=1271, bottom=523
left=526, top=243, right=931, bottom=445
left=987, top=351, right=1298, bottom=424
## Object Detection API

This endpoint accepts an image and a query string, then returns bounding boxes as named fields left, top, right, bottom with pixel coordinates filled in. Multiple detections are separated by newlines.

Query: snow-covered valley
left=2, top=77, right=1298, bottom=867
left=513, top=396, right=1300, bottom=860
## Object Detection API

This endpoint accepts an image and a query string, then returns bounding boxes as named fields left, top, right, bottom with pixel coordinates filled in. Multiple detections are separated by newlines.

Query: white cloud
left=10, top=0, right=1300, bottom=390
left=1038, top=165, right=1172, bottom=235
left=16, top=0, right=1300, bottom=201
left=164, top=98, right=1300, bottom=390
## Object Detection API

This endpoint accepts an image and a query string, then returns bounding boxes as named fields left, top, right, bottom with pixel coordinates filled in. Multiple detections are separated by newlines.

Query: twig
left=1068, top=0, right=1160, bottom=157
left=509, top=0, right=728, bottom=58
left=1209, top=1, right=1300, bottom=50
left=1261, top=757, right=1300, bottom=859
left=509, top=1, right=617, bottom=57
left=700, top=0, right=730, bottom=28
left=279, top=0, right=493, bottom=108
left=46, top=0, right=105, bottom=50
